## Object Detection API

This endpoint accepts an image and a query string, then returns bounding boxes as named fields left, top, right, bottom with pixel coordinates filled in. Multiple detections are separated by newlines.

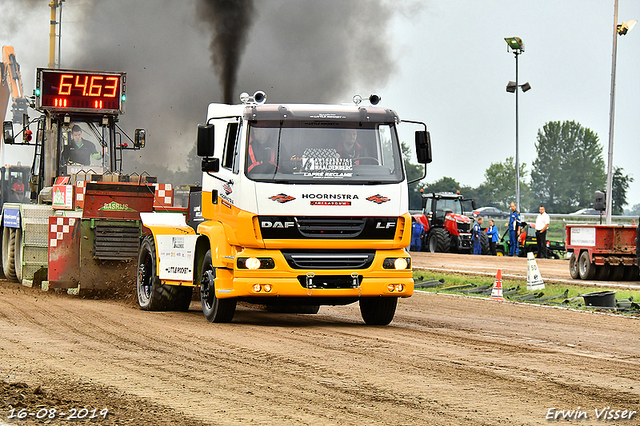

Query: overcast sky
left=2, top=0, right=639, bottom=208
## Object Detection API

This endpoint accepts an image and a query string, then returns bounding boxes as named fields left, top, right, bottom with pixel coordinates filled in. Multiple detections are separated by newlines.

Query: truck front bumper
left=214, top=248, right=414, bottom=299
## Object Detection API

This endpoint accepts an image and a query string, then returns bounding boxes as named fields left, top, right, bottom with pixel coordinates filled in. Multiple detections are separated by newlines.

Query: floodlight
left=506, top=81, right=517, bottom=93
left=521, top=82, right=532, bottom=92
left=617, top=20, right=637, bottom=35
left=504, top=37, right=524, bottom=52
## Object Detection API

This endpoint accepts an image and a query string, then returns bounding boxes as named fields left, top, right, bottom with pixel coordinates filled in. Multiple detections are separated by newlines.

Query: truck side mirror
left=197, top=123, right=215, bottom=157
left=415, top=130, right=432, bottom=164
left=3, top=121, right=14, bottom=144
left=471, top=200, right=477, bottom=210
left=134, top=129, right=146, bottom=148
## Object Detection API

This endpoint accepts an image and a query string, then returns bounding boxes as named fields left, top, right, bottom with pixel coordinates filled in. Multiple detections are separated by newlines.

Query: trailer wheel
left=609, top=265, right=625, bottom=281
left=2, top=227, right=17, bottom=281
left=578, top=251, right=596, bottom=280
left=623, top=265, right=639, bottom=281
left=594, top=264, right=610, bottom=281
left=359, top=297, right=397, bottom=325
left=137, top=236, right=193, bottom=311
left=428, top=228, right=451, bottom=253
left=569, top=253, right=580, bottom=279
left=200, top=250, right=236, bottom=323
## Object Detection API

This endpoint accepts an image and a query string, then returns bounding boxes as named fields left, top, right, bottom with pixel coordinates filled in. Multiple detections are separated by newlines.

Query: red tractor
left=414, top=192, right=489, bottom=254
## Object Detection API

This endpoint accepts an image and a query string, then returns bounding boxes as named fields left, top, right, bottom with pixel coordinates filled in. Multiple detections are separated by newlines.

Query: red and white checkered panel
left=75, top=181, right=86, bottom=210
left=154, top=183, right=173, bottom=208
left=49, top=217, right=77, bottom=248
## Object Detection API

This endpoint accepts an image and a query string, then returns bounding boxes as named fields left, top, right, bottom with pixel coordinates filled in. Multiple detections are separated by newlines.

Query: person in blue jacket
left=472, top=216, right=483, bottom=255
left=486, top=219, right=499, bottom=256
left=505, top=202, right=521, bottom=256
left=410, top=217, right=424, bottom=251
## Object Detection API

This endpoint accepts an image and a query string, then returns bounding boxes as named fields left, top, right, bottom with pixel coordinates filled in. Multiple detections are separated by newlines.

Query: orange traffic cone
left=489, top=269, right=506, bottom=301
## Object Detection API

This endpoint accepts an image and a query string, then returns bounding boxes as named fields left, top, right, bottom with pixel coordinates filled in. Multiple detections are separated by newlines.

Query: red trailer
left=566, top=223, right=639, bottom=281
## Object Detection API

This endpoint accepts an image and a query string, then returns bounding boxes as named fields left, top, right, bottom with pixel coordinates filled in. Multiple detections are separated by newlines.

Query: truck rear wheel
left=428, top=228, right=451, bottom=253
left=569, top=252, right=579, bottom=279
left=2, top=227, right=17, bottom=281
left=359, top=297, right=397, bottom=325
left=15, top=228, right=23, bottom=284
left=137, top=236, right=193, bottom=311
left=200, top=250, right=236, bottom=323
left=578, top=251, right=596, bottom=280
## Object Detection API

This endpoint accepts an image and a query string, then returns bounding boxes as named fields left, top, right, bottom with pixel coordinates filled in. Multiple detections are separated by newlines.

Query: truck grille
left=282, top=250, right=375, bottom=269
left=296, top=217, right=365, bottom=238
left=94, top=223, right=140, bottom=260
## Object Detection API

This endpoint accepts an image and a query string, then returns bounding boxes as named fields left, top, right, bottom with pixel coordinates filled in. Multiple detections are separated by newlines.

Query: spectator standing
left=486, top=219, right=499, bottom=256
left=505, top=202, right=521, bottom=256
left=535, top=205, right=550, bottom=258
left=410, top=217, right=424, bottom=251
left=472, top=216, right=483, bottom=255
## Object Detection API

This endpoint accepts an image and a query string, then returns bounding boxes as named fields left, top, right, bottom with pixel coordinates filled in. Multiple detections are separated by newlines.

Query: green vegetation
left=413, top=270, right=640, bottom=313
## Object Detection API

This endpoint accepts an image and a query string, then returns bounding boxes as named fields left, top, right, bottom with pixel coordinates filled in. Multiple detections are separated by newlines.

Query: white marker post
left=526, top=252, right=545, bottom=291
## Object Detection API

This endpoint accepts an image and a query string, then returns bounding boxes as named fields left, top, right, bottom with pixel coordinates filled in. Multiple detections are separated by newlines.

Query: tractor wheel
left=569, top=252, right=580, bottom=279
left=623, top=265, right=639, bottom=281
left=428, top=228, right=451, bottom=253
left=15, top=228, right=23, bottom=284
left=2, top=227, right=17, bottom=281
left=137, top=236, right=193, bottom=311
left=359, top=297, right=397, bottom=326
left=578, top=251, right=596, bottom=280
left=200, top=250, right=236, bottom=323
left=609, top=265, right=625, bottom=281
left=480, top=232, right=490, bottom=255
left=594, top=264, right=610, bottom=281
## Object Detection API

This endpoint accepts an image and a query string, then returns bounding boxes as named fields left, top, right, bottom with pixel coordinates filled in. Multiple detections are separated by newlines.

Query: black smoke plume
left=196, top=0, right=257, bottom=104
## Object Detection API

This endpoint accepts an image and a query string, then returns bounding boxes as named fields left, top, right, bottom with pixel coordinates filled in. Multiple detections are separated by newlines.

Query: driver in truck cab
left=336, top=128, right=365, bottom=161
left=247, top=126, right=278, bottom=174
left=62, top=125, right=101, bottom=166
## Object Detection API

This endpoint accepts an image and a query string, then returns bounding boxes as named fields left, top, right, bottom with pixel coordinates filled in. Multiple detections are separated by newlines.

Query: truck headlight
left=383, top=257, right=411, bottom=269
left=237, top=257, right=275, bottom=269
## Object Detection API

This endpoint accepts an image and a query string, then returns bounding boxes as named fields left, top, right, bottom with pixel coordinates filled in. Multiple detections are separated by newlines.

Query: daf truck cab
left=138, top=92, right=432, bottom=325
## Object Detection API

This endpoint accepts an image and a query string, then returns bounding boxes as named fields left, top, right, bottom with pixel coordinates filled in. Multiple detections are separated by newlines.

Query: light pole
left=605, top=0, right=636, bottom=224
left=505, top=37, right=531, bottom=213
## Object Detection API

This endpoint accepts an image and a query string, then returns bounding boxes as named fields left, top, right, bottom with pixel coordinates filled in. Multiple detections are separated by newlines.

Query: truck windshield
left=245, top=121, right=404, bottom=184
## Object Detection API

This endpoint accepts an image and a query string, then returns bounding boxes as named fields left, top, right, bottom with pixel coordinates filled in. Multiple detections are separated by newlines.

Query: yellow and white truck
left=137, top=92, right=432, bottom=325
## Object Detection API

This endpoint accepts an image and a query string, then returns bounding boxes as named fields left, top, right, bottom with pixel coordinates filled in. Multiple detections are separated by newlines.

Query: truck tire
left=200, top=250, right=236, bottom=323
left=480, top=233, right=490, bottom=255
left=578, top=251, right=596, bottom=280
left=569, top=252, right=579, bottom=279
left=137, top=236, right=193, bottom=311
left=359, top=297, right=397, bottom=325
left=428, top=228, right=451, bottom=253
left=2, top=227, right=17, bottom=281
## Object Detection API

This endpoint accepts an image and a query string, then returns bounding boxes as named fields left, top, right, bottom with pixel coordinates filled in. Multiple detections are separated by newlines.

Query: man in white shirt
left=535, top=205, right=550, bottom=258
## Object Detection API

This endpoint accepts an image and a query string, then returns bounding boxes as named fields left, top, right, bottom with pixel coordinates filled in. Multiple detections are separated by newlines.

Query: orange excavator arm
left=1, top=45, right=28, bottom=126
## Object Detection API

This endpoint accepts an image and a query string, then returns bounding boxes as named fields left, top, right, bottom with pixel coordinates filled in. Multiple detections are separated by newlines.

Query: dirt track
left=1, top=254, right=640, bottom=426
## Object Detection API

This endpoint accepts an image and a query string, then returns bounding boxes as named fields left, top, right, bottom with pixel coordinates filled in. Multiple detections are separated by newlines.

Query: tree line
left=407, top=120, right=633, bottom=214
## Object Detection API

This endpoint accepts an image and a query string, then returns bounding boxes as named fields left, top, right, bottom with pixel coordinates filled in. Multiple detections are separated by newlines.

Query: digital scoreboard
left=36, top=68, right=126, bottom=114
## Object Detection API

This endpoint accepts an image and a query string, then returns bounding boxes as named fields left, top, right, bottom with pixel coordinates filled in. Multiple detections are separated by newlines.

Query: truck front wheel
left=359, top=297, right=397, bottom=325
left=200, top=250, right=236, bottom=323
left=2, top=227, right=17, bottom=281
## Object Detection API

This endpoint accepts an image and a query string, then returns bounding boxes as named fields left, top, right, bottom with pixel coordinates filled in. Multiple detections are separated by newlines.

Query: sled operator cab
left=139, top=91, right=432, bottom=325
